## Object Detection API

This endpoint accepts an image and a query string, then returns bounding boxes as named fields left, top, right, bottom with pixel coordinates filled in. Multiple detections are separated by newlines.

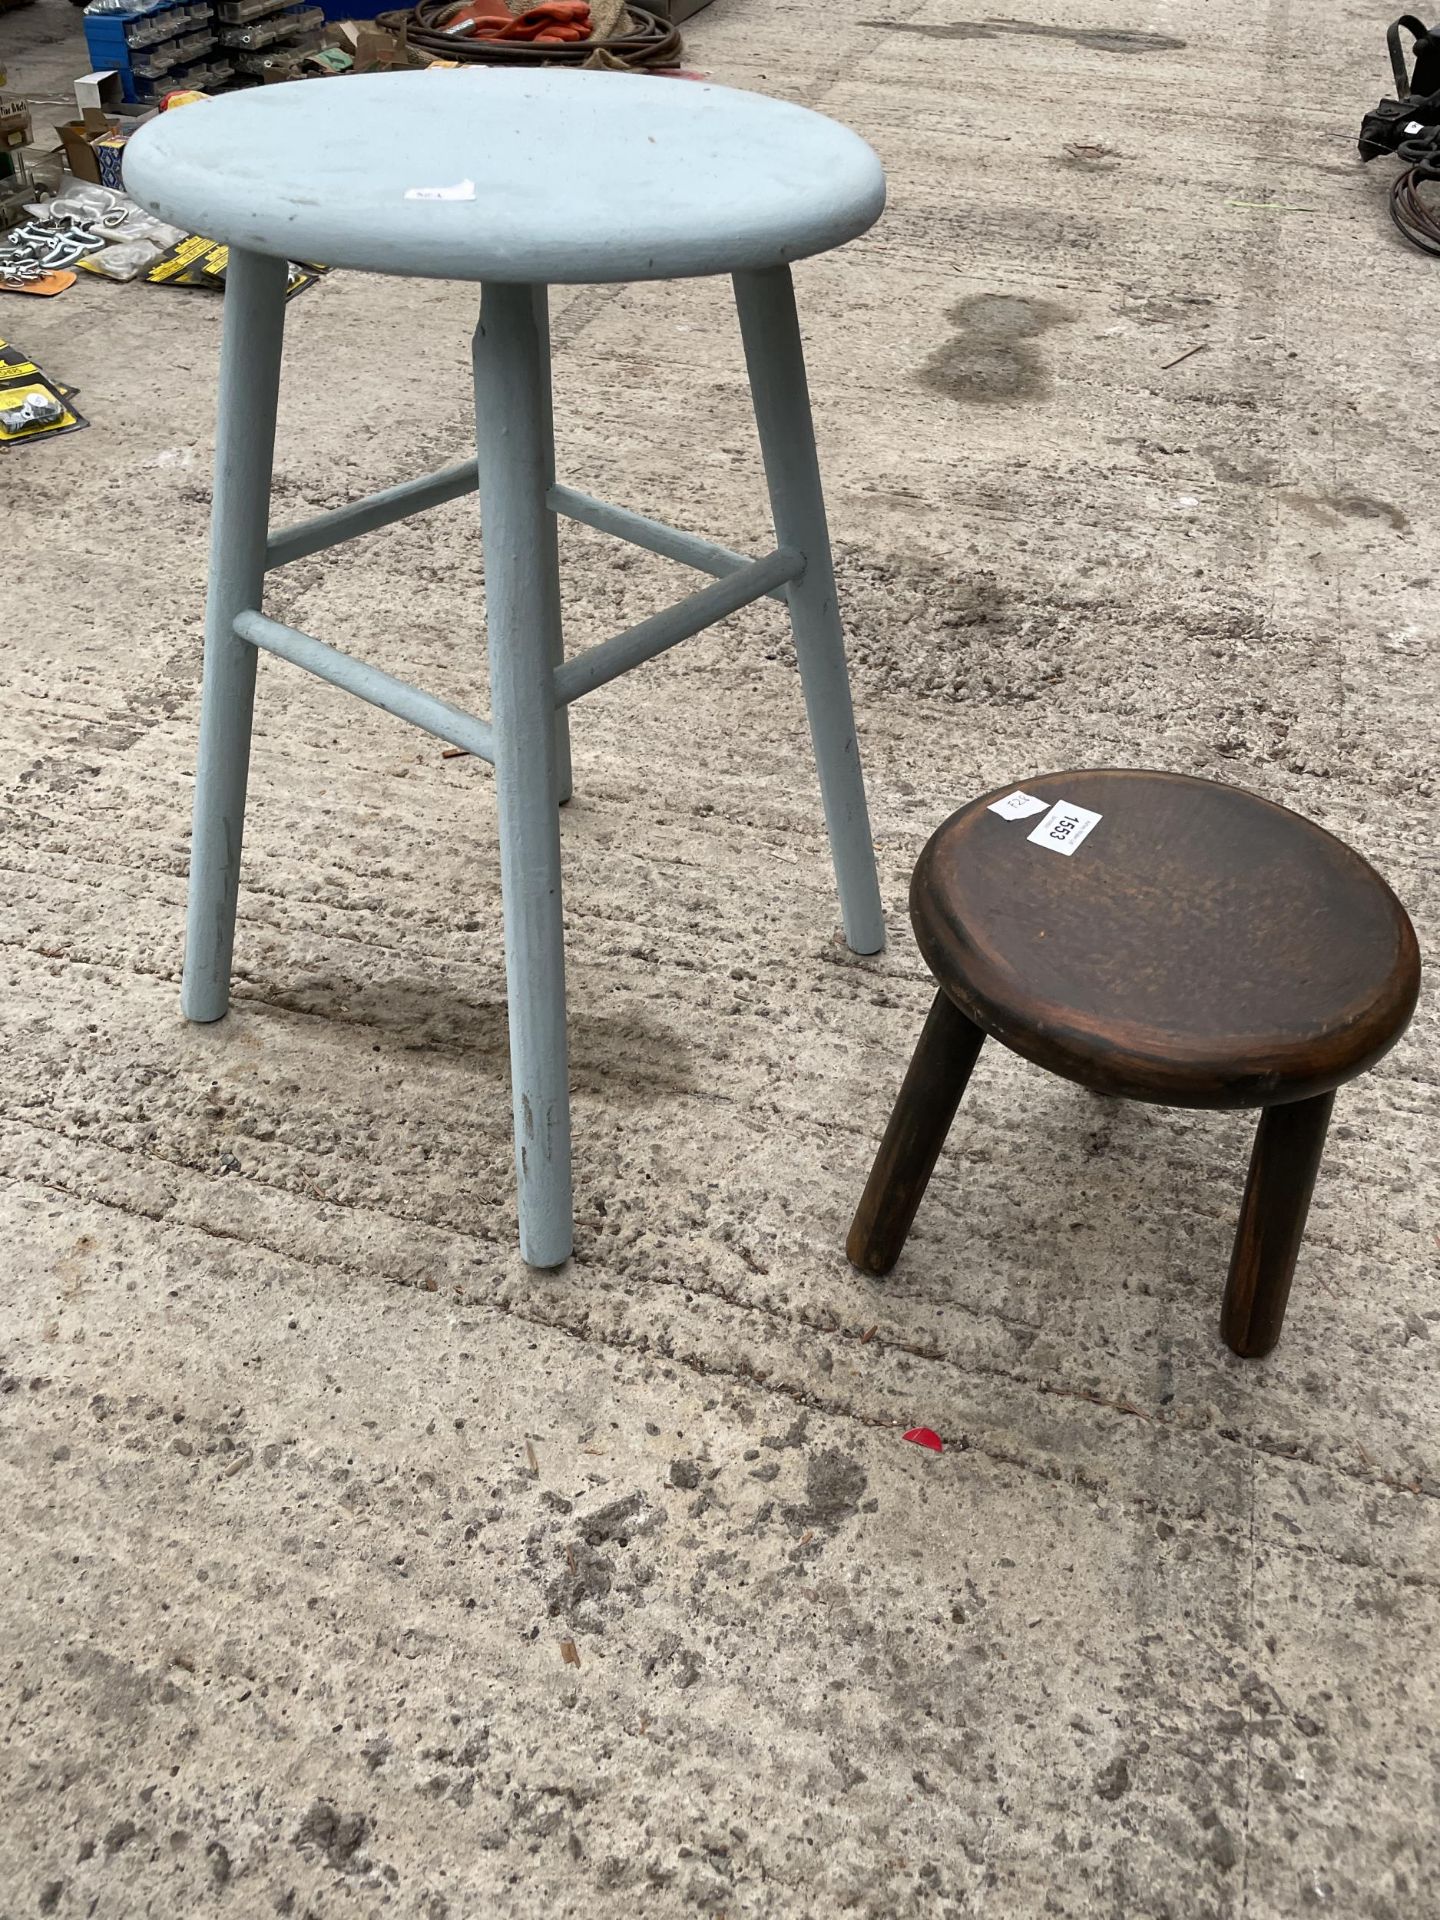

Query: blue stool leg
left=732, top=265, right=886, bottom=957
left=181, top=248, right=289, bottom=1022
left=473, top=281, right=573, bottom=1268
left=531, top=284, right=573, bottom=806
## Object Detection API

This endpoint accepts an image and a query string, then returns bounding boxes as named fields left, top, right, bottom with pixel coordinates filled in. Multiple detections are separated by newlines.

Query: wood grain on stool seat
left=912, top=769, right=1419, bottom=1110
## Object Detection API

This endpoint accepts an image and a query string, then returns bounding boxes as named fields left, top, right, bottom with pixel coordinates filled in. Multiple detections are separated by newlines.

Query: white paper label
left=1405, top=120, right=1425, bottom=134
left=988, top=789, right=1050, bottom=821
left=404, top=179, right=477, bottom=202
left=1027, top=800, right=1102, bottom=856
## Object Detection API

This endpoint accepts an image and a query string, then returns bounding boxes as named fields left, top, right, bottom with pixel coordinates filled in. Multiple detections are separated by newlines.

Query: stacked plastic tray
left=82, top=1, right=233, bottom=104
left=215, top=0, right=325, bottom=79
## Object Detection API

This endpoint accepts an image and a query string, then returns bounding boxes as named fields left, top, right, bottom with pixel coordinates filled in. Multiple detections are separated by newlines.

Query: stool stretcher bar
left=548, top=484, right=790, bottom=599
left=233, top=609, right=497, bottom=763
left=553, top=545, right=803, bottom=706
left=263, top=459, right=788, bottom=609
left=265, top=458, right=481, bottom=571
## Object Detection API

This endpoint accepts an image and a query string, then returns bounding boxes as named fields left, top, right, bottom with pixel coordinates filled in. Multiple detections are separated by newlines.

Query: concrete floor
left=2, top=0, right=1437, bottom=1914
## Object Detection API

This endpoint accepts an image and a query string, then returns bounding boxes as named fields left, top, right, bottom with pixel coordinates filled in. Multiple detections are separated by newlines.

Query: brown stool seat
left=911, top=769, right=1419, bottom=1110
left=849, top=770, right=1420, bottom=1357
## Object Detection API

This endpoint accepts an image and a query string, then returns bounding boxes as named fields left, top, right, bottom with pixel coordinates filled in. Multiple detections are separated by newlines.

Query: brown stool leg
left=1221, top=1091, right=1336, bottom=1357
left=847, top=991, right=986, bottom=1275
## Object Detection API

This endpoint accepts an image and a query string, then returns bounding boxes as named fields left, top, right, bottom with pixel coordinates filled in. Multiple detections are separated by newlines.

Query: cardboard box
left=55, top=97, right=149, bottom=186
left=55, top=118, right=106, bottom=184
left=75, top=71, right=124, bottom=119
left=337, top=21, right=428, bottom=71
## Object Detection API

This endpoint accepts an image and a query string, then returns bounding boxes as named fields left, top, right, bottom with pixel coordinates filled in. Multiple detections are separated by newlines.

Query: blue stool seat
left=123, top=70, right=886, bottom=284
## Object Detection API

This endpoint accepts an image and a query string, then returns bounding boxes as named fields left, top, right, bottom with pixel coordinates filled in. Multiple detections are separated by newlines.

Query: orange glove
left=441, top=0, right=511, bottom=32
left=492, top=2, right=590, bottom=38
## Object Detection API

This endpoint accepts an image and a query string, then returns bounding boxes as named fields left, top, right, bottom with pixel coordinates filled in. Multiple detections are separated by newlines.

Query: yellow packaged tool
left=143, top=234, right=326, bottom=299
left=0, top=337, right=88, bottom=448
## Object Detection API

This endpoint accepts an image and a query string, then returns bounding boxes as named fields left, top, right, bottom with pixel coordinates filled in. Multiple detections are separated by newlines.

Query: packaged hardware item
left=142, top=231, right=327, bottom=298
left=0, top=336, right=88, bottom=446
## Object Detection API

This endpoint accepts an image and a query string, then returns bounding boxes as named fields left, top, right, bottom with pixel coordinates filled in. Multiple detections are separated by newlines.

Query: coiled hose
left=1389, top=162, right=1440, bottom=257
left=377, top=0, right=682, bottom=66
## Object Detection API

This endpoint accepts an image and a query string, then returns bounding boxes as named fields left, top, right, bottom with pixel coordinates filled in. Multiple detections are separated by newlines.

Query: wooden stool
left=124, top=71, right=888, bottom=1269
left=847, top=771, right=1420, bottom=1356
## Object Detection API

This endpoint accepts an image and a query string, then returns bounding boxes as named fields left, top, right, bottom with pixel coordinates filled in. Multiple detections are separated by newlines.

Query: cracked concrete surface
left=1, top=0, right=1437, bottom=1914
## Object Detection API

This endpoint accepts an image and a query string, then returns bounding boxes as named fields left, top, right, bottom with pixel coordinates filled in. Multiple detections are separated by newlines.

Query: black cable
left=378, top=1, right=682, bottom=67
left=1389, top=167, right=1440, bottom=253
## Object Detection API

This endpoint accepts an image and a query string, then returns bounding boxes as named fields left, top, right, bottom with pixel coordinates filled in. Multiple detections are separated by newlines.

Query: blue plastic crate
left=83, top=1, right=211, bottom=103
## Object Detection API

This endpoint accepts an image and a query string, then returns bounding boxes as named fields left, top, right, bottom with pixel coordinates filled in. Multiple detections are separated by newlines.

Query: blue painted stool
left=125, top=70, right=887, bottom=1267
